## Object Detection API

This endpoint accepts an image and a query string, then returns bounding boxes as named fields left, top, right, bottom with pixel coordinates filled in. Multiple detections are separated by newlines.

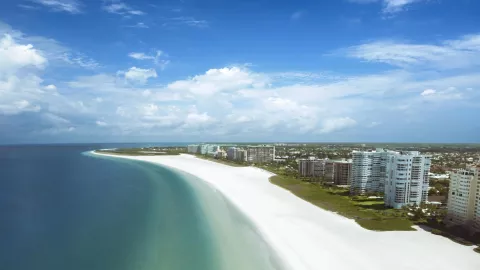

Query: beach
left=93, top=152, right=480, bottom=270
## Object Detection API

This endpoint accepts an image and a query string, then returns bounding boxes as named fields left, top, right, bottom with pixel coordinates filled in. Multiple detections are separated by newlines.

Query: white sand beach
left=94, top=152, right=480, bottom=270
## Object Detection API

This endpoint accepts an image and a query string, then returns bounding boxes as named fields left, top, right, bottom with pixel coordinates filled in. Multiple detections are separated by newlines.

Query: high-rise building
left=227, top=147, right=247, bottom=162
left=350, top=149, right=391, bottom=195
left=298, top=158, right=326, bottom=178
left=246, top=146, right=275, bottom=163
left=325, top=160, right=352, bottom=185
left=351, top=149, right=431, bottom=209
left=383, top=151, right=431, bottom=209
left=237, top=149, right=247, bottom=162
left=445, top=167, right=480, bottom=232
left=187, top=144, right=200, bottom=154
left=227, top=147, right=239, bottom=160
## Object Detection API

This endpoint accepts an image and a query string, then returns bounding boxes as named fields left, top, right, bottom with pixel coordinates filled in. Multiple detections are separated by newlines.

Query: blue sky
left=0, top=0, right=479, bottom=143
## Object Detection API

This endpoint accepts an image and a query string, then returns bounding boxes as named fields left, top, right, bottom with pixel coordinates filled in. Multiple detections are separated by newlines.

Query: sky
left=0, top=0, right=479, bottom=144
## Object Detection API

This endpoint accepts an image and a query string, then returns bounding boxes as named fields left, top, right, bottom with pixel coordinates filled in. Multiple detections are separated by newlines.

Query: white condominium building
left=246, top=146, right=275, bottom=163
left=187, top=144, right=200, bottom=154
left=350, top=149, right=391, bottom=195
left=351, top=149, right=431, bottom=209
left=383, top=151, right=431, bottom=209
left=445, top=167, right=480, bottom=232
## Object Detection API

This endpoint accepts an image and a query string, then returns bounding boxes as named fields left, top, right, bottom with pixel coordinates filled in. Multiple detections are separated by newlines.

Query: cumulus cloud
left=421, top=89, right=436, bottom=96
left=168, top=66, right=268, bottom=95
left=120, top=67, right=157, bottom=84
left=0, top=34, right=47, bottom=115
left=0, top=22, right=99, bottom=70
left=0, top=34, right=47, bottom=73
left=2, top=21, right=480, bottom=142
left=0, top=100, right=41, bottom=115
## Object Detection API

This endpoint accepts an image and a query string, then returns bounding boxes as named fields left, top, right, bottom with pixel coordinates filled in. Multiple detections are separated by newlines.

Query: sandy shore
left=93, top=152, right=480, bottom=270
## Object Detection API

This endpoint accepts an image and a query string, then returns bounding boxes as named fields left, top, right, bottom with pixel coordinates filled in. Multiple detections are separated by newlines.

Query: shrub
left=474, top=247, right=480, bottom=254
left=451, top=237, right=474, bottom=246
left=431, top=229, right=444, bottom=235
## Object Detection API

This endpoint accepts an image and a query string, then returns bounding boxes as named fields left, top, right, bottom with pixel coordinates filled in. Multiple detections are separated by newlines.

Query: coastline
left=91, top=151, right=480, bottom=270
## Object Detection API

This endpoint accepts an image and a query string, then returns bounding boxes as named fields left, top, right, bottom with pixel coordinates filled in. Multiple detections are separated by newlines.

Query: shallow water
left=0, top=144, right=284, bottom=270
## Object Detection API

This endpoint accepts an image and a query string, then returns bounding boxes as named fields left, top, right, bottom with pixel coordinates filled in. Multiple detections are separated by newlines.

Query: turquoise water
left=0, top=144, right=284, bottom=270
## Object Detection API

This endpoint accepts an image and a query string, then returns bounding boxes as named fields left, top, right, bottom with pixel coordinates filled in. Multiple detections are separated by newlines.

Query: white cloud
left=421, top=89, right=436, bottom=96
left=0, top=34, right=47, bottom=73
left=168, top=66, right=268, bottom=95
left=18, top=4, right=40, bottom=10
left=0, top=100, right=41, bottom=115
left=44, top=84, right=57, bottom=91
left=163, top=17, right=209, bottom=28
left=128, top=51, right=169, bottom=69
left=31, top=0, right=82, bottom=13
left=121, top=67, right=157, bottom=84
left=96, top=121, right=107, bottom=126
left=344, top=34, right=480, bottom=69
left=319, top=117, right=357, bottom=133
left=367, top=121, right=381, bottom=128
left=102, top=1, right=144, bottom=15
left=0, top=22, right=99, bottom=70
left=383, top=0, right=420, bottom=14
left=3, top=21, right=480, bottom=141
left=421, top=87, right=463, bottom=101
left=58, top=52, right=100, bottom=69
left=127, top=22, right=149, bottom=29
left=348, top=0, right=427, bottom=14
left=186, top=112, right=212, bottom=124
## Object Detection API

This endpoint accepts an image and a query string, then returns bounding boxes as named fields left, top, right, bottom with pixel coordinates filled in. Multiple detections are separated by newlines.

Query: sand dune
left=94, top=152, right=480, bottom=270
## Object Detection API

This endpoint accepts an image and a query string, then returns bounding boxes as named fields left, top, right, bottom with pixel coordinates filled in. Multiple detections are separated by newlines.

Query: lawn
left=269, top=175, right=415, bottom=231
left=194, top=155, right=248, bottom=167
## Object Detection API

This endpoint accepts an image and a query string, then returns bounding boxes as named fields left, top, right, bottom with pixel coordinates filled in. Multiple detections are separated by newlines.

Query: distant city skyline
left=1, top=0, right=480, bottom=143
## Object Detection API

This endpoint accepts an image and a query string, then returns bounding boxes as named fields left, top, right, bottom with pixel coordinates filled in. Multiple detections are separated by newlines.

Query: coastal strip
left=92, top=152, right=480, bottom=270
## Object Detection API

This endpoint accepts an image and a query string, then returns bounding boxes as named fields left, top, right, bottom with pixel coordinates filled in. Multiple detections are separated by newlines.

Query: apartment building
left=198, top=144, right=220, bottom=155
left=351, top=149, right=431, bottom=209
left=298, top=158, right=327, bottom=178
left=445, top=167, right=480, bottom=232
left=325, top=160, right=352, bottom=185
left=350, top=149, right=391, bottom=195
left=246, top=146, right=275, bottom=163
left=383, top=151, right=431, bottom=209
left=227, top=147, right=247, bottom=162
left=187, top=144, right=200, bottom=154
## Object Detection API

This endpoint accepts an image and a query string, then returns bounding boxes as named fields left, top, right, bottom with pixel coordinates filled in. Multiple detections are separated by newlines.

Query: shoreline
left=91, top=151, right=480, bottom=270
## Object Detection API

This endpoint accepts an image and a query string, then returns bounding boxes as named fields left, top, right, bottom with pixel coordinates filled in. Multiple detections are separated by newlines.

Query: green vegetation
left=421, top=222, right=480, bottom=247
left=428, top=179, right=450, bottom=196
left=195, top=154, right=248, bottom=167
left=269, top=175, right=415, bottom=231
left=95, top=147, right=186, bottom=156
left=474, top=247, right=480, bottom=254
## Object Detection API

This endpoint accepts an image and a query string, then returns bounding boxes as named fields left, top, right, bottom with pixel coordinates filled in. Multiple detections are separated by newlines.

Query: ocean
left=0, top=144, right=284, bottom=270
